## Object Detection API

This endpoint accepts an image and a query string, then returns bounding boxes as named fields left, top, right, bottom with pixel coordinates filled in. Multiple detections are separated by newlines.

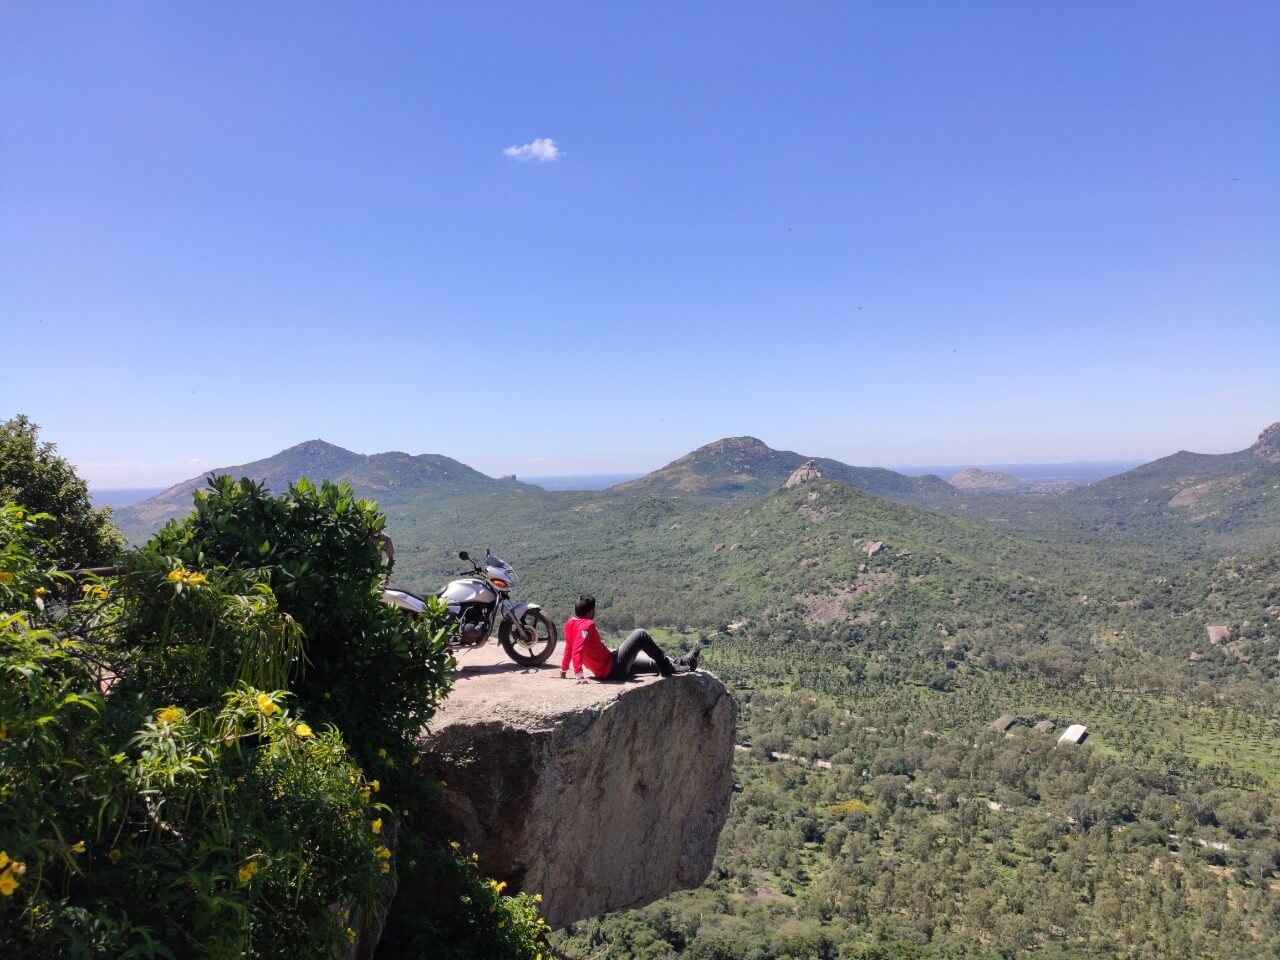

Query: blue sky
left=2, top=2, right=1277, bottom=486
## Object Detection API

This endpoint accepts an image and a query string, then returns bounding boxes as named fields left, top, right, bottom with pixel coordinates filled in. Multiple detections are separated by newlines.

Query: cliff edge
left=415, top=645, right=736, bottom=928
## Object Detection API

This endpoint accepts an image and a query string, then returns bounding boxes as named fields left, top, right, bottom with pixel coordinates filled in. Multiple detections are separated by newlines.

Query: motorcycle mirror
left=458, top=550, right=470, bottom=562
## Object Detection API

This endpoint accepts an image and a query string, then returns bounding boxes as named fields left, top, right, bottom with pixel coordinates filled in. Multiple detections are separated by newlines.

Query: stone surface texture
left=416, top=644, right=736, bottom=929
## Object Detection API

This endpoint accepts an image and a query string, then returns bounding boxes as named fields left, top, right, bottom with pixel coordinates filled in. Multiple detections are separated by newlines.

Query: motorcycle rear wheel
left=499, top=610, right=558, bottom=666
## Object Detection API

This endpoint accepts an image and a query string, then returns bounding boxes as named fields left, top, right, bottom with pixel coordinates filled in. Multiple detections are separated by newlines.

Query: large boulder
left=785, top=460, right=823, bottom=488
left=416, top=645, right=736, bottom=928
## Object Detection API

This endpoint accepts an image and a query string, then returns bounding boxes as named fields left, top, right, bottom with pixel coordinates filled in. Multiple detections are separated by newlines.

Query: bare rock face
left=1253, top=422, right=1280, bottom=462
left=415, top=646, right=736, bottom=929
left=785, top=459, right=823, bottom=488
left=865, top=540, right=885, bottom=557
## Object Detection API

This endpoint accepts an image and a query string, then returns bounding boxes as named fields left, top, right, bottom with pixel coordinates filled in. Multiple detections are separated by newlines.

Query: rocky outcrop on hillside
left=413, top=646, right=736, bottom=929
left=1254, top=422, right=1280, bottom=462
left=785, top=460, right=823, bottom=488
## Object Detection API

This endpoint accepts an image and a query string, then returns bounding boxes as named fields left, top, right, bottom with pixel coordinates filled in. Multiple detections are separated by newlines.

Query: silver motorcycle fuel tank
left=440, top=577, right=496, bottom=605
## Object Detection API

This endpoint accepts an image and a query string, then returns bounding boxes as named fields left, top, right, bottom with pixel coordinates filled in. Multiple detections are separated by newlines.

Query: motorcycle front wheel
left=498, top=610, right=558, bottom=666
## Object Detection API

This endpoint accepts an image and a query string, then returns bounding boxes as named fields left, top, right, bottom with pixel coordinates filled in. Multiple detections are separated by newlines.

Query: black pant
left=609, top=629, right=667, bottom=680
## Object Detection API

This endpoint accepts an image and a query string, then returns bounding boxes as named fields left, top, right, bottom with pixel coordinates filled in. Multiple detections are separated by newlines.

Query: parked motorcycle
left=380, top=550, right=558, bottom=666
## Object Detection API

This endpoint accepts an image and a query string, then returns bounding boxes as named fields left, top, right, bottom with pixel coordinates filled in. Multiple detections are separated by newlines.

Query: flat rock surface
left=439, top=642, right=674, bottom=720
left=416, top=643, right=736, bottom=928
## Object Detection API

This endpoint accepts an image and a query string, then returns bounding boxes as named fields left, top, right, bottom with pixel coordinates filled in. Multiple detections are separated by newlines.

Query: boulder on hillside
left=865, top=540, right=885, bottom=557
left=1206, top=625, right=1231, bottom=646
left=414, top=646, right=736, bottom=929
left=785, top=460, right=823, bottom=488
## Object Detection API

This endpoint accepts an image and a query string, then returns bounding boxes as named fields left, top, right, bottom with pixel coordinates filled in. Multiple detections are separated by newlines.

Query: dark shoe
left=658, top=657, right=676, bottom=677
left=671, top=644, right=702, bottom=672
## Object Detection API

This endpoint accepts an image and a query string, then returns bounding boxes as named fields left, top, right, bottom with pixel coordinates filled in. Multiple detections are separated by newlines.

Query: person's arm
left=559, top=626, right=573, bottom=677
left=582, top=623, right=608, bottom=682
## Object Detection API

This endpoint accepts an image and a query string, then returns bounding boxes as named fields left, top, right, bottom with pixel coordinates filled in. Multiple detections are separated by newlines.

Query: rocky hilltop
left=413, top=646, right=736, bottom=929
left=1254, top=422, right=1280, bottom=462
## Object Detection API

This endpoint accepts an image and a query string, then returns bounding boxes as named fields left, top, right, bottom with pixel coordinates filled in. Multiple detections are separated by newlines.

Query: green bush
left=141, top=475, right=452, bottom=791
left=0, top=415, right=124, bottom=567
left=2, top=475, right=549, bottom=959
left=1, top=504, right=386, bottom=956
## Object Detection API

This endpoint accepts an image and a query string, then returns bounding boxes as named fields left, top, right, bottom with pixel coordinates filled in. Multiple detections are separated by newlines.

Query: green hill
left=113, top=439, right=528, bottom=542
left=610, top=435, right=965, bottom=508
left=946, top=422, right=1280, bottom=559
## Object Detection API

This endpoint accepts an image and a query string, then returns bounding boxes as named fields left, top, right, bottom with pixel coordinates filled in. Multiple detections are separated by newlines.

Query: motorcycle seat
left=384, top=584, right=435, bottom=603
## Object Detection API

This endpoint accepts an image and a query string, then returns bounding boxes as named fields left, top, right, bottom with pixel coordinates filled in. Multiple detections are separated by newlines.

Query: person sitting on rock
left=559, top=594, right=699, bottom=683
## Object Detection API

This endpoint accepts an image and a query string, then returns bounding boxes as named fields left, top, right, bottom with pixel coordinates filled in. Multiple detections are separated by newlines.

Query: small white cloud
left=503, top=137, right=561, bottom=162
left=188, top=457, right=203, bottom=464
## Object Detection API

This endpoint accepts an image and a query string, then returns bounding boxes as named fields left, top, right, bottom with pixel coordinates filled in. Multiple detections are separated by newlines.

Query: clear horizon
left=3, top=3, right=1277, bottom=487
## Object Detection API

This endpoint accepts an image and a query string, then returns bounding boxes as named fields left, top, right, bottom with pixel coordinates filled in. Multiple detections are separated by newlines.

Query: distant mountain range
left=114, top=424, right=1280, bottom=560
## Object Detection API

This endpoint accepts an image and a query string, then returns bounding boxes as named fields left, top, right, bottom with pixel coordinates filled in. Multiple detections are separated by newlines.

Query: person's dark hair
left=575, top=594, right=596, bottom=618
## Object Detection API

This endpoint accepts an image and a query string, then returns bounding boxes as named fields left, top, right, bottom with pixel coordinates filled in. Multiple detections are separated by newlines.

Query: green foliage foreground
left=0, top=477, right=548, bottom=958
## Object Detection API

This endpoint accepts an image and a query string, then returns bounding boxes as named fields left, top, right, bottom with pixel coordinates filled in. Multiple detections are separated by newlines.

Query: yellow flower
left=360, top=788, right=371, bottom=802
left=374, top=845, right=391, bottom=859
left=377, top=748, right=387, bottom=759
left=293, top=723, right=313, bottom=739
left=34, top=586, right=47, bottom=596
left=256, top=693, right=280, bottom=716
left=0, top=572, right=13, bottom=584
left=156, top=707, right=182, bottom=724
left=108, top=848, right=122, bottom=864
left=238, top=860, right=260, bottom=884
left=379, top=862, right=390, bottom=874
left=70, top=840, right=86, bottom=854
left=0, top=872, right=16, bottom=896
left=449, top=841, right=460, bottom=850
left=344, top=928, right=357, bottom=943
left=411, top=755, right=420, bottom=765
left=14, top=510, right=23, bottom=520
left=534, top=893, right=542, bottom=902
left=369, top=779, right=380, bottom=793
left=167, top=569, right=185, bottom=583
left=84, top=584, right=108, bottom=600
left=371, top=818, right=382, bottom=835
left=185, top=572, right=207, bottom=585
left=0, top=851, right=9, bottom=869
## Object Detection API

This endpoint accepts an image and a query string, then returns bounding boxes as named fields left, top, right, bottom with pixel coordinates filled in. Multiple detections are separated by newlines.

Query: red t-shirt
left=561, top=616, right=614, bottom=680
